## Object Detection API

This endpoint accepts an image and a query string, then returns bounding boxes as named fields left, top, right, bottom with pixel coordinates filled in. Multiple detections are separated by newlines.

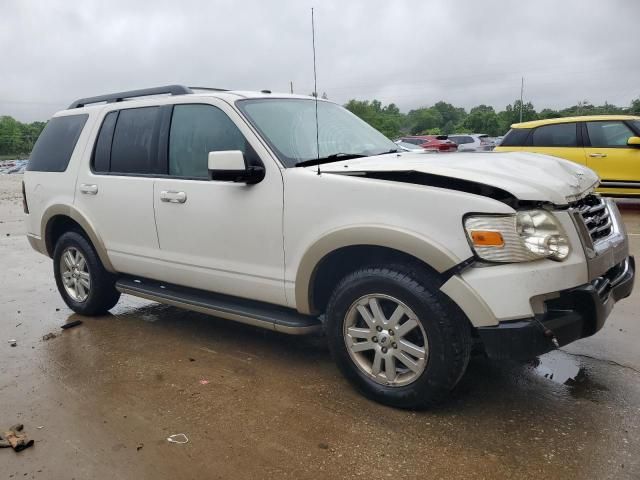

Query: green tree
left=344, top=99, right=404, bottom=138
left=406, top=107, right=443, bottom=135
left=432, top=101, right=466, bottom=134
left=463, top=105, right=501, bottom=136
left=499, top=100, right=537, bottom=132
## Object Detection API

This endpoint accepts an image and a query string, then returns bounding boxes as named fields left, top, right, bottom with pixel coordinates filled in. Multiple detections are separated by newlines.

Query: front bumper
left=477, top=256, right=635, bottom=361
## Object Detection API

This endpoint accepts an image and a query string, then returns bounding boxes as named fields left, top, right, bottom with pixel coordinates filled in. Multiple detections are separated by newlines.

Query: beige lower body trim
left=440, top=275, right=498, bottom=327
left=27, top=234, right=47, bottom=256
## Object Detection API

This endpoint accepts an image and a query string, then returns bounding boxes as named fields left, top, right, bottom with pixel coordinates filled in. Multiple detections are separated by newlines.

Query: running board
left=115, top=276, right=322, bottom=335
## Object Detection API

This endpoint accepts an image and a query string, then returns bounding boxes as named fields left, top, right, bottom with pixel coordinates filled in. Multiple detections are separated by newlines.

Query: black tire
left=53, top=231, right=120, bottom=315
left=326, top=264, right=472, bottom=409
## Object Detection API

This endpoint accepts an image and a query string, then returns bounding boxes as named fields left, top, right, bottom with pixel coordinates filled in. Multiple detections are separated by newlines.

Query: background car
left=447, top=134, right=495, bottom=152
left=495, top=115, right=640, bottom=197
left=399, top=135, right=458, bottom=152
left=393, top=140, right=429, bottom=153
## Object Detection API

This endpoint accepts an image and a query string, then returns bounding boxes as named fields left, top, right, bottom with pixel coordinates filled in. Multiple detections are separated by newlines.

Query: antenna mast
left=519, top=76, right=524, bottom=123
left=311, top=7, right=321, bottom=175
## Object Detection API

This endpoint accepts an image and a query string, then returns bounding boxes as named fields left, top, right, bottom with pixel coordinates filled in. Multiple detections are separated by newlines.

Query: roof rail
left=188, top=86, right=229, bottom=92
left=68, top=85, right=193, bottom=109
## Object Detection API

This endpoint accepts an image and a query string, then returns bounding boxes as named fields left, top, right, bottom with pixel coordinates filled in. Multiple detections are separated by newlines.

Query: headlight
left=464, top=210, right=570, bottom=263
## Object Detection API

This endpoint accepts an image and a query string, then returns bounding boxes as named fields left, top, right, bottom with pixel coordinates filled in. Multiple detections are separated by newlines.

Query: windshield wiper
left=294, top=153, right=367, bottom=168
left=374, top=148, right=399, bottom=155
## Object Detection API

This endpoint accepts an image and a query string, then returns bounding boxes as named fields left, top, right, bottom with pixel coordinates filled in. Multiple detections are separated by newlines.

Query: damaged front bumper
left=477, top=256, right=635, bottom=361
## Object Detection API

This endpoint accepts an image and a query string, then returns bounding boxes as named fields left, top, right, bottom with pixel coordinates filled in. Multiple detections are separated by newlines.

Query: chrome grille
left=572, top=195, right=612, bottom=242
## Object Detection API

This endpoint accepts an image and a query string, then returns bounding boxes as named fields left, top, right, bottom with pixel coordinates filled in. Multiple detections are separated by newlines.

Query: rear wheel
left=53, top=231, right=120, bottom=315
left=326, top=265, right=472, bottom=409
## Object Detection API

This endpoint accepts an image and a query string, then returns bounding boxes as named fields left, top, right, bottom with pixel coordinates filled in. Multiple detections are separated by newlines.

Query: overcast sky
left=1, top=0, right=639, bottom=122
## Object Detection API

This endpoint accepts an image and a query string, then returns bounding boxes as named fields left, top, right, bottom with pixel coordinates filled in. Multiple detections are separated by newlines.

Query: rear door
left=583, top=120, right=640, bottom=195
left=527, top=122, right=586, bottom=165
left=152, top=101, right=286, bottom=306
left=74, top=107, right=161, bottom=275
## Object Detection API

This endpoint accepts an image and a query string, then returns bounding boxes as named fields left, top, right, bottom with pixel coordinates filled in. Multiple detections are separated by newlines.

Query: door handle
left=589, top=153, right=607, bottom=158
left=160, top=190, right=187, bottom=203
left=79, top=183, right=98, bottom=195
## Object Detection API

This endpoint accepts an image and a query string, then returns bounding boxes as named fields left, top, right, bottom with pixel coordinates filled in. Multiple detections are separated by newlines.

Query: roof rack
left=188, top=86, right=229, bottom=92
left=68, top=85, right=193, bottom=109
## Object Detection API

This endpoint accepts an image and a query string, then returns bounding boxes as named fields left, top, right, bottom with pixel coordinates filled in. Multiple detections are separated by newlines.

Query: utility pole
left=290, top=81, right=293, bottom=94
left=519, top=77, right=524, bottom=123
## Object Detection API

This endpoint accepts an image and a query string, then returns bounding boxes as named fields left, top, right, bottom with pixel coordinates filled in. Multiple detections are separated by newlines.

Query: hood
left=316, top=151, right=599, bottom=205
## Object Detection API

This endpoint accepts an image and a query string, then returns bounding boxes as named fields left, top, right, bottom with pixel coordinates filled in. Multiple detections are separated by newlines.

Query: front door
left=152, top=102, right=286, bottom=306
left=583, top=120, right=640, bottom=196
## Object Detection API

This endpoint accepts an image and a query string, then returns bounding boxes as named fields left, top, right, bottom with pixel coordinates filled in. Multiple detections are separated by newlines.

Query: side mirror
left=627, top=136, right=640, bottom=148
left=208, top=151, right=265, bottom=184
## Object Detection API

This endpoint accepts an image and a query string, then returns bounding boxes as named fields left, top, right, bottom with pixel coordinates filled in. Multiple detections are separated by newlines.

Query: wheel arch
left=41, top=204, right=116, bottom=273
left=294, top=226, right=461, bottom=315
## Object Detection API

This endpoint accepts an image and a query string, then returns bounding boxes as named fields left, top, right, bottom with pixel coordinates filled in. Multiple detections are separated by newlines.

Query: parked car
left=447, top=134, right=494, bottom=152
left=400, top=135, right=458, bottom=152
left=24, top=85, right=634, bottom=408
left=393, top=140, right=429, bottom=153
left=495, top=115, right=640, bottom=197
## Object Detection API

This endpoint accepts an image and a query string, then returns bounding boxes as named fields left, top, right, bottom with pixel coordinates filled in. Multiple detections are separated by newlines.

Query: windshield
left=236, top=98, right=397, bottom=167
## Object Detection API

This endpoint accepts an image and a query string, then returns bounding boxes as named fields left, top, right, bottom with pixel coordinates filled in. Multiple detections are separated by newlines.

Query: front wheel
left=326, top=265, right=472, bottom=409
left=53, top=231, right=120, bottom=315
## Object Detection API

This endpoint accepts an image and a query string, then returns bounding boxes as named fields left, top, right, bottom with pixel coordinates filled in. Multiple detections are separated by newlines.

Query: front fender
left=293, top=224, right=462, bottom=314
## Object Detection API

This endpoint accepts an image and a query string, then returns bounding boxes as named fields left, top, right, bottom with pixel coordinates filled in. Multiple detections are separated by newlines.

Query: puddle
left=531, top=351, right=584, bottom=385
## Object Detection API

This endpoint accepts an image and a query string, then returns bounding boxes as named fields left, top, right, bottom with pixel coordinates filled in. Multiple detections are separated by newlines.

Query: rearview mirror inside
left=208, top=151, right=265, bottom=184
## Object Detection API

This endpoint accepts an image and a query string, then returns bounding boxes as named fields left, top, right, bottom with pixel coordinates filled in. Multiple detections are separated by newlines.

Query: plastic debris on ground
left=61, top=320, right=83, bottom=330
left=167, top=434, right=189, bottom=444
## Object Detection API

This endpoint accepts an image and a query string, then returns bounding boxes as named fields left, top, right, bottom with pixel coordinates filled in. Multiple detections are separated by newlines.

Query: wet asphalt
left=1, top=174, right=639, bottom=479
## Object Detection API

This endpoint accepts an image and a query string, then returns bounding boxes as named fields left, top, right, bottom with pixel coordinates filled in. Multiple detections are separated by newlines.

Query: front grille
left=572, top=195, right=612, bottom=242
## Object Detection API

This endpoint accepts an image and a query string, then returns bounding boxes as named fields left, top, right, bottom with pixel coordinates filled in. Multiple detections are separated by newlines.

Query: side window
left=500, top=128, right=530, bottom=147
left=531, top=123, right=577, bottom=147
left=110, top=107, right=160, bottom=174
left=27, top=114, right=88, bottom=172
left=586, top=121, right=634, bottom=147
left=92, top=111, right=118, bottom=173
left=168, top=104, right=250, bottom=178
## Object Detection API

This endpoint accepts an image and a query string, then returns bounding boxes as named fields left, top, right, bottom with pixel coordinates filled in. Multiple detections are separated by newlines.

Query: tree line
left=0, top=116, right=46, bottom=158
left=345, top=98, right=640, bottom=139
left=2, top=96, right=640, bottom=157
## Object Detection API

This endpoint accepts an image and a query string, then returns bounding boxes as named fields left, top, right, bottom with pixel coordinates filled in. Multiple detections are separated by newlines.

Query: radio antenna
left=311, top=7, right=321, bottom=175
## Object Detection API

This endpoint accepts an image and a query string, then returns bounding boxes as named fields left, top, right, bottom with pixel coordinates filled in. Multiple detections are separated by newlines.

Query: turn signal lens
left=470, top=230, right=504, bottom=247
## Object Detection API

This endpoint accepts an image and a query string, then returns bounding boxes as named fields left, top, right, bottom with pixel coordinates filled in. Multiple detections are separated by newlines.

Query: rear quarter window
left=26, top=114, right=88, bottom=172
left=531, top=123, right=577, bottom=147
left=499, top=128, right=530, bottom=147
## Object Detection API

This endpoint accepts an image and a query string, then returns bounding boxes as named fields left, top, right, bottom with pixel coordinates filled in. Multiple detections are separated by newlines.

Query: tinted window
left=110, top=107, right=160, bottom=174
left=500, top=128, right=530, bottom=146
left=169, top=104, right=249, bottom=178
left=27, top=114, right=88, bottom=172
left=452, top=136, right=474, bottom=144
left=92, top=111, right=118, bottom=173
left=586, top=121, right=634, bottom=147
left=531, top=123, right=577, bottom=147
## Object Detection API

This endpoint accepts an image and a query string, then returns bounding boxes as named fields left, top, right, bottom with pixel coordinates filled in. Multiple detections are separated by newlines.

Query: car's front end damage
left=317, top=152, right=635, bottom=361
left=470, top=196, right=634, bottom=360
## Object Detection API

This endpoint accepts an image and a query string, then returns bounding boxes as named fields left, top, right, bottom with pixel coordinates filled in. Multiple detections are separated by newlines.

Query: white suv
left=23, top=85, right=635, bottom=408
left=447, top=134, right=494, bottom=152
